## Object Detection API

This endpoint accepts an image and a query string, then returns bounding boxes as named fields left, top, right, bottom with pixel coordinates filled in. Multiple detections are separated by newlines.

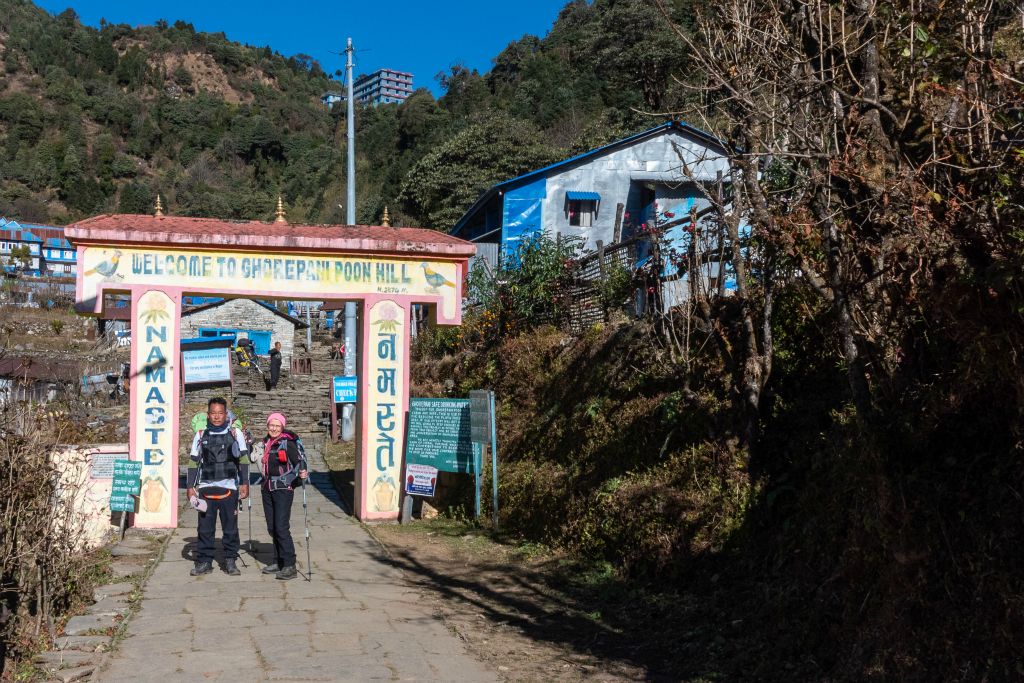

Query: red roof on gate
left=65, top=214, right=476, bottom=259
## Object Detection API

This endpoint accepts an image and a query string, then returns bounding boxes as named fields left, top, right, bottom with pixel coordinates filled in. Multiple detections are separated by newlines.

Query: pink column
left=355, top=297, right=411, bottom=520
left=129, top=287, right=182, bottom=528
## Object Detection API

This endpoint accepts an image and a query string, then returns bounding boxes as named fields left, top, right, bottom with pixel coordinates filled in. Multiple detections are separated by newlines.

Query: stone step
left=34, top=650, right=95, bottom=670
left=93, top=582, right=133, bottom=601
left=52, top=635, right=109, bottom=652
left=63, top=613, right=117, bottom=636
left=87, top=596, right=130, bottom=617
left=53, top=664, right=95, bottom=682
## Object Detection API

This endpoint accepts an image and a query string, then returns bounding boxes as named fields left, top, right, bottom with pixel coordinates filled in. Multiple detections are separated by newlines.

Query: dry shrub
left=413, top=319, right=748, bottom=578
left=0, top=401, right=99, bottom=674
left=564, top=442, right=754, bottom=580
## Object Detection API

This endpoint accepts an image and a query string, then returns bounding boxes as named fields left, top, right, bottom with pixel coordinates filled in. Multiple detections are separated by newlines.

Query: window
left=63, top=265, right=72, bottom=273
left=568, top=200, right=596, bottom=227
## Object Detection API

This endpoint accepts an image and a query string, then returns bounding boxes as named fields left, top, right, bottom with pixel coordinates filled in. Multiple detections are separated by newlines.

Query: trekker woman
left=258, top=412, right=307, bottom=580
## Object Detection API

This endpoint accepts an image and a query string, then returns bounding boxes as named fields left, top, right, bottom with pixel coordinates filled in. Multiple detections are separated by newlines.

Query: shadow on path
left=379, top=546, right=696, bottom=682
left=314, top=467, right=353, bottom=515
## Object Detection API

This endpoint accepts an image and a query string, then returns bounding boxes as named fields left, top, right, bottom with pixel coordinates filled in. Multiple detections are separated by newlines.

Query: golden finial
left=154, top=194, right=163, bottom=217
left=381, top=206, right=391, bottom=227
left=275, top=196, right=287, bottom=223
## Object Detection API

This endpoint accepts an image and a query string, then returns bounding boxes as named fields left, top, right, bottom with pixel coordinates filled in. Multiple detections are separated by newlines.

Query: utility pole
left=346, top=37, right=356, bottom=227
left=341, top=37, right=357, bottom=442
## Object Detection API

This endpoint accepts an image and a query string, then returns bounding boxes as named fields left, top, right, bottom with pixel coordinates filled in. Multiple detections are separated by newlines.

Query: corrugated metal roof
left=0, top=228, right=42, bottom=243
left=566, top=191, right=601, bottom=201
left=0, top=357, right=83, bottom=382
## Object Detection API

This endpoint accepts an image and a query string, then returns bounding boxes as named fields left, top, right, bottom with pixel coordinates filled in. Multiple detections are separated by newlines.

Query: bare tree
left=655, top=0, right=1024, bottom=422
left=0, top=403, right=93, bottom=673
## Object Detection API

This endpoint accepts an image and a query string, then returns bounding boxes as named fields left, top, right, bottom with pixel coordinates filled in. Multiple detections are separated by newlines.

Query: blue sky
left=35, top=0, right=568, bottom=95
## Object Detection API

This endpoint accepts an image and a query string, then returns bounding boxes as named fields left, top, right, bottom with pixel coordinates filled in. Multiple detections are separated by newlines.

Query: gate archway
left=68, top=213, right=474, bottom=526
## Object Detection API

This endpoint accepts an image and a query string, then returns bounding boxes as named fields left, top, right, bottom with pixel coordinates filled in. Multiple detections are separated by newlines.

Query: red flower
left=664, top=212, right=675, bottom=218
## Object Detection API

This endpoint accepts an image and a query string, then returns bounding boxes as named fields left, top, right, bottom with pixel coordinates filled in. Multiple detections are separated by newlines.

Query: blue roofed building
left=0, top=217, right=78, bottom=277
left=450, top=121, right=737, bottom=304
left=38, top=231, right=77, bottom=276
left=0, top=217, right=43, bottom=274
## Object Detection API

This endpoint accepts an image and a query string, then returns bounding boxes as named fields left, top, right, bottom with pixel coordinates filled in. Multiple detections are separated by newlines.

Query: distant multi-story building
left=353, top=68, right=413, bottom=106
left=0, top=217, right=77, bottom=277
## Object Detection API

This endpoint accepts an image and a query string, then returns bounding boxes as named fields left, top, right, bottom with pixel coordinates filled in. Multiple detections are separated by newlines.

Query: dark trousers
left=262, top=487, right=296, bottom=567
left=196, top=490, right=240, bottom=563
left=268, top=362, right=281, bottom=389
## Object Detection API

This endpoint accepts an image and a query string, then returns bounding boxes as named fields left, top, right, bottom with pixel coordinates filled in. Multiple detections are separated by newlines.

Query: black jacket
left=260, top=429, right=304, bottom=489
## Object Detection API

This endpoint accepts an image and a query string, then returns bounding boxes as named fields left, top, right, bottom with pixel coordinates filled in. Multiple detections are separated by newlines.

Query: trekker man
left=186, top=397, right=250, bottom=576
left=267, top=341, right=283, bottom=390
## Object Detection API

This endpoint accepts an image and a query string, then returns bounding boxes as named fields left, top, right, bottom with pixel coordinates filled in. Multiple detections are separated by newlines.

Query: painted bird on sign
left=420, top=263, right=455, bottom=290
left=85, top=250, right=123, bottom=279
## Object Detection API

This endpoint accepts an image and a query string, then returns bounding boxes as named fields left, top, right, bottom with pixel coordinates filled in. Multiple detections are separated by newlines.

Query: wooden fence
left=565, top=237, right=643, bottom=334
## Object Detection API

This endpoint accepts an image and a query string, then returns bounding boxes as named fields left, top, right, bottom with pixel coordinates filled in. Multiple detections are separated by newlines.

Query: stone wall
left=180, top=299, right=298, bottom=364
left=177, top=338, right=336, bottom=461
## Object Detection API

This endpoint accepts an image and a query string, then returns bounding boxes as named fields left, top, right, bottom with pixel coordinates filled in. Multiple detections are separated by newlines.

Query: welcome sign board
left=79, top=247, right=463, bottom=321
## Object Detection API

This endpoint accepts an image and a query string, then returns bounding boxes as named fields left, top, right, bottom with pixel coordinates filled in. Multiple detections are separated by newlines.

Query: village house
left=0, top=357, right=83, bottom=405
left=451, top=121, right=731, bottom=259
left=179, top=298, right=308, bottom=365
left=450, top=121, right=736, bottom=305
left=0, top=217, right=77, bottom=276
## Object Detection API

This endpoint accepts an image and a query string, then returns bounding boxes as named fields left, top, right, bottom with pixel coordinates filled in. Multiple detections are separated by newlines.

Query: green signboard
left=406, top=398, right=481, bottom=474
left=110, top=459, right=142, bottom=513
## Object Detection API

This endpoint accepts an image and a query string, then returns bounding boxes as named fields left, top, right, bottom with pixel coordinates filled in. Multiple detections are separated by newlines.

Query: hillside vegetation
left=413, top=0, right=1024, bottom=678
left=0, top=0, right=691, bottom=228
left=2, top=0, right=1022, bottom=679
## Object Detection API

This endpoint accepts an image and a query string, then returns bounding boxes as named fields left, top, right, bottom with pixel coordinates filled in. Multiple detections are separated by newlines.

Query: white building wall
left=180, top=299, right=297, bottom=365
left=539, top=130, right=730, bottom=251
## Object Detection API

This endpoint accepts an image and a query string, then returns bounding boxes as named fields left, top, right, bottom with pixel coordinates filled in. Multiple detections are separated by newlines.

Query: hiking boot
left=190, top=561, right=213, bottom=576
left=275, top=565, right=297, bottom=581
left=261, top=563, right=281, bottom=575
left=224, top=559, right=241, bottom=576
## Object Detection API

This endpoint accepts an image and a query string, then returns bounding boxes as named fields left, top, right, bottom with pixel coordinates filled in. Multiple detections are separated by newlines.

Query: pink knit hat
left=267, top=412, right=287, bottom=428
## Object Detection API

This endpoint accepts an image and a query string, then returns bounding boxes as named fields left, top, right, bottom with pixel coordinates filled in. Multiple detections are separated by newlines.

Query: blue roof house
left=0, top=217, right=78, bottom=277
left=450, top=122, right=734, bottom=295
left=0, top=218, right=43, bottom=274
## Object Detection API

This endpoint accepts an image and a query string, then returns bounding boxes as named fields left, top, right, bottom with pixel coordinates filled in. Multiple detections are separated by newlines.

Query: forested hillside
left=0, top=0, right=691, bottom=228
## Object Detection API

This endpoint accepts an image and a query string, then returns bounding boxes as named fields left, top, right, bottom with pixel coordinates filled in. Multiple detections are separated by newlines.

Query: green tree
left=8, top=245, right=33, bottom=271
left=117, top=181, right=154, bottom=214
left=115, top=46, right=148, bottom=88
left=93, top=133, right=117, bottom=181
left=398, top=114, right=560, bottom=231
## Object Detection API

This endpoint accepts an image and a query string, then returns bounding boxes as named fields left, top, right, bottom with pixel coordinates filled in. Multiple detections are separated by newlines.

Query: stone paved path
left=94, top=449, right=498, bottom=683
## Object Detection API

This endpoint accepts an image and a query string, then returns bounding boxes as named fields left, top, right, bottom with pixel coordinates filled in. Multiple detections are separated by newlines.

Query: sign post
left=331, top=376, right=357, bottom=442
left=180, top=337, right=234, bottom=392
left=109, top=459, right=142, bottom=514
left=469, top=390, right=498, bottom=528
left=404, top=398, right=482, bottom=520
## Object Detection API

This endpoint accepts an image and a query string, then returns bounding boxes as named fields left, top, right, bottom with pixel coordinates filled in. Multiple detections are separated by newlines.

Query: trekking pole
left=247, top=487, right=253, bottom=554
left=235, top=493, right=248, bottom=569
left=302, top=477, right=311, bottom=581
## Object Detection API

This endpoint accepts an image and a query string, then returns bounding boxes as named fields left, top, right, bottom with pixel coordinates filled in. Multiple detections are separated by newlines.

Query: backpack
left=262, top=432, right=307, bottom=491
left=195, top=427, right=242, bottom=483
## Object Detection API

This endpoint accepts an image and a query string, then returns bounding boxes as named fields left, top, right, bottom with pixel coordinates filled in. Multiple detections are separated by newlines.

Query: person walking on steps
left=267, top=341, right=283, bottom=390
left=187, top=397, right=250, bottom=577
left=259, top=412, right=307, bottom=580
